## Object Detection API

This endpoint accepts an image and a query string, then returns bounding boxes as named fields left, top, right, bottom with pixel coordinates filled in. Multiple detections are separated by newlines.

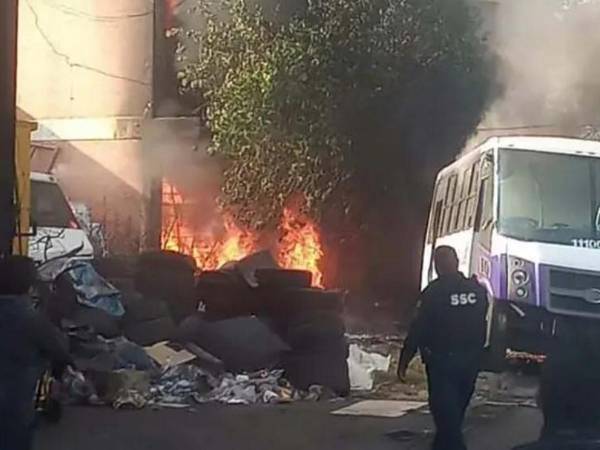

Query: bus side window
left=426, top=179, right=444, bottom=244
left=475, top=175, right=494, bottom=246
left=450, top=171, right=464, bottom=233
left=444, top=174, right=458, bottom=235
left=429, top=200, right=444, bottom=243
left=465, top=163, right=480, bottom=228
left=455, top=167, right=472, bottom=231
left=426, top=177, right=447, bottom=243
left=438, top=198, right=447, bottom=237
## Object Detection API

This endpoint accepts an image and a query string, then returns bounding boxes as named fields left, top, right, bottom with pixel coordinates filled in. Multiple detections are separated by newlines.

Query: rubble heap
left=35, top=250, right=351, bottom=410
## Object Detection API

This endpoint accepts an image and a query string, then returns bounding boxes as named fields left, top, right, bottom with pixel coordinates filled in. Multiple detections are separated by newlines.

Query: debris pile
left=35, top=249, right=351, bottom=410
left=62, top=349, right=338, bottom=409
left=193, top=370, right=327, bottom=405
left=151, top=364, right=212, bottom=406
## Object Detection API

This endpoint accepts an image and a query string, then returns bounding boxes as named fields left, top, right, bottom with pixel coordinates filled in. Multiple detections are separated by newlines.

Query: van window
left=31, top=180, right=78, bottom=228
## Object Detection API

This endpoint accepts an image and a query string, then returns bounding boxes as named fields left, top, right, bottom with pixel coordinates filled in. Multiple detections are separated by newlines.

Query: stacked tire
left=195, top=269, right=257, bottom=320
left=121, top=289, right=176, bottom=346
left=256, top=270, right=350, bottom=396
left=134, top=251, right=197, bottom=323
left=280, top=307, right=350, bottom=396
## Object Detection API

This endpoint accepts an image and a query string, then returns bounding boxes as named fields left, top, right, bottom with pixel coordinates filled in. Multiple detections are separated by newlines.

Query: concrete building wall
left=17, top=0, right=152, bottom=118
left=17, top=0, right=153, bottom=254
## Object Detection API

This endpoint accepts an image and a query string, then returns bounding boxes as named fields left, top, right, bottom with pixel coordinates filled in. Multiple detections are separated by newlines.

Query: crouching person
left=0, top=256, right=72, bottom=450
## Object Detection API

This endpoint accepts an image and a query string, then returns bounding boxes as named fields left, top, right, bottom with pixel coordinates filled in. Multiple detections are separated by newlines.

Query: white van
left=29, top=172, right=94, bottom=263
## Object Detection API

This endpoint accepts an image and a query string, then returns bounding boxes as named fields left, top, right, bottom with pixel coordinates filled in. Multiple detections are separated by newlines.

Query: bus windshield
left=498, top=148, right=600, bottom=246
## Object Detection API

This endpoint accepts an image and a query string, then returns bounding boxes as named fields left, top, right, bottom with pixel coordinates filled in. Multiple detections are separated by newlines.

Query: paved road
left=37, top=401, right=542, bottom=450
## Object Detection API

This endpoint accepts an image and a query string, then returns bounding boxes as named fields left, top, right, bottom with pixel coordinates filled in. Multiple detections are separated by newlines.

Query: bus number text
left=572, top=239, right=600, bottom=249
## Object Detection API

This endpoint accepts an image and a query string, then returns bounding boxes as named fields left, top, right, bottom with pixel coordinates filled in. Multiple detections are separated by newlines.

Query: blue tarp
left=66, top=262, right=125, bottom=317
left=38, top=258, right=125, bottom=317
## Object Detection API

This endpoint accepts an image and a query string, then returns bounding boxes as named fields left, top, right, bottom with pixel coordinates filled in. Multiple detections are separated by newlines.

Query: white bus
left=422, top=136, right=600, bottom=362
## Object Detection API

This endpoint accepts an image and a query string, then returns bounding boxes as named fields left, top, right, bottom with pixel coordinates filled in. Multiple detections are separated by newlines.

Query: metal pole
left=0, top=0, right=19, bottom=256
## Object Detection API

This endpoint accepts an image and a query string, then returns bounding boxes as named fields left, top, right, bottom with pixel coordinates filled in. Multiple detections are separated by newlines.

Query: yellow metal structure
left=13, top=120, right=37, bottom=256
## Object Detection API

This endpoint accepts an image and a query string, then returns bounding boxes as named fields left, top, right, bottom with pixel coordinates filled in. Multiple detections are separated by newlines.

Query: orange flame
left=161, top=182, right=255, bottom=270
left=278, top=208, right=325, bottom=288
left=161, top=181, right=325, bottom=287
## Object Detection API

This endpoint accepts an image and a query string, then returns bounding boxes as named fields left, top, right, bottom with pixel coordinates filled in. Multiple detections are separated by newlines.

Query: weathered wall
left=17, top=0, right=153, bottom=254
left=17, top=0, right=151, bottom=118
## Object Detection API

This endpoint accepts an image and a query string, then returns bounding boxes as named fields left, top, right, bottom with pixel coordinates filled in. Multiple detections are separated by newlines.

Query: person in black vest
left=397, top=246, right=489, bottom=450
left=0, top=256, right=72, bottom=450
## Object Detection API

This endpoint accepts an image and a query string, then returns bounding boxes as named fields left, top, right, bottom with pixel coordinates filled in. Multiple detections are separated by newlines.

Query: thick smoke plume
left=141, top=117, right=228, bottom=244
left=483, top=0, right=600, bottom=131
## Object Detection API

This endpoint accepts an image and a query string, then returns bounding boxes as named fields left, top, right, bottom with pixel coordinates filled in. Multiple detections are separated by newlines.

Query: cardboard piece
left=331, top=400, right=426, bottom=418
left=145, top=341, right=196, bottom=367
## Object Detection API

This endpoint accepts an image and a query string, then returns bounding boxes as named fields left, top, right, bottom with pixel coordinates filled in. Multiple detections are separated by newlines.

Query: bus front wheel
left=482, top=303, right=508, bottom=373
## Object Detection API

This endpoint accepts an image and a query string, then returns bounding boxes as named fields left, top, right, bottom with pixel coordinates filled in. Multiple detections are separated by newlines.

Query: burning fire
left=161, top=182, right=256, bottom=270
left=278, top=208, right=324, bottom=288
left=161, top=181, right=325, bottom=287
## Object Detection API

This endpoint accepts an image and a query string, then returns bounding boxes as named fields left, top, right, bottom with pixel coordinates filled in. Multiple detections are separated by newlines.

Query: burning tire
left=255, top=269, right=313, bottom=289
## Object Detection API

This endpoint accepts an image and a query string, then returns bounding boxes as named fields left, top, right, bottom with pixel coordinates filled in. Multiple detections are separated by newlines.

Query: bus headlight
left=512, top=258, right=525, bottom=268
left=515, top=287, right=529, bottom=299
left=512, top=269, right=529, bottom=286
left=508, top=256, right=535, bottom=303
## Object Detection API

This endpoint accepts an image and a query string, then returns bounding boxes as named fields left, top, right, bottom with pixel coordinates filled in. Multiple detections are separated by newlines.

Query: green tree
left=176, top=0, right=497, bottom=232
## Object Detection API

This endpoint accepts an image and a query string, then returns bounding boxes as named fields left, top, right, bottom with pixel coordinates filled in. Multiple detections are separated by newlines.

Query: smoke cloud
left=141, top=117, right=226, bottom=237
left=483, top=0, right=600, bottom=131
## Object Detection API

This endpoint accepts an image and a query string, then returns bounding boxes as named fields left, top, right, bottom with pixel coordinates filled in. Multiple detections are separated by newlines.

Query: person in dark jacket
left=0, top=256, right=72, bottom=450
left=397, top=246, right=489, bottom=450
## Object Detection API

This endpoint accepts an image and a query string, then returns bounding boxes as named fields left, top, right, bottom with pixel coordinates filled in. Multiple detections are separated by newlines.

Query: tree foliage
left=177, top=0, right=496, bottom=229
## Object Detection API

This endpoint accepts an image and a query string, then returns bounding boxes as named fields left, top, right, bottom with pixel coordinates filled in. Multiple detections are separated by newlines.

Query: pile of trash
left=59, top=342, right=338, bottom=410
left=34, top=249, right=412, bottom=411
left=196, top=370, right=334, bottom=405
left=35, top=250, right=352, bottom=410
left=149, top=367, right=333, bottom=407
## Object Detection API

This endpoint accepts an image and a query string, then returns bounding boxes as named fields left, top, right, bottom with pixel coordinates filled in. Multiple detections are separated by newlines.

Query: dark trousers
left=0, top=411, right=34, bottom=450
left=0, top=370, right=41, bottom=450
left=426, top=354, right=480, bottom=450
